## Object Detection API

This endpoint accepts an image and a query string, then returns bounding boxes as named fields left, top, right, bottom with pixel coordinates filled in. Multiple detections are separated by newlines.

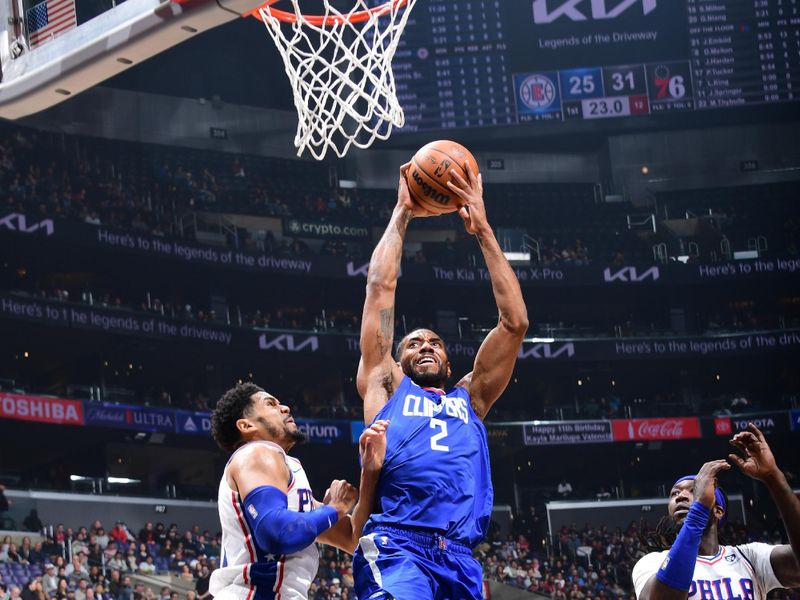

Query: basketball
left=406, top=140, right=479, bottom=215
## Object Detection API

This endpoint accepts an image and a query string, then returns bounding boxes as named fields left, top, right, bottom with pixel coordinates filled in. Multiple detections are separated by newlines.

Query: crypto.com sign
left=533, top=0, right=657, bottom=23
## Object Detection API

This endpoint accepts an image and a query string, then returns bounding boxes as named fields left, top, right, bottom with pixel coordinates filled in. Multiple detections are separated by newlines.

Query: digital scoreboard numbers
left=561, top=64, right=650, bottom=120
left=386, top=0, right=799, bottom=133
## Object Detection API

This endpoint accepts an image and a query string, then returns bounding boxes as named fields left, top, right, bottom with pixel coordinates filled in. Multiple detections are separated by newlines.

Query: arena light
left=503, top=251, right=530, bottom=265
left=107, top=477, right=141, bottom=484
left=528, top=337, right=555, bottom=343
left=69, top=475, right=91, bottom=481
left=338, top=179, right=357, bottom=189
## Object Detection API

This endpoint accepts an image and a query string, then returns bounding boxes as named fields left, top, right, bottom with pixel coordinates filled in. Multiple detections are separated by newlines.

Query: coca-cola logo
left=615, top=418, right=700, bottom=441
left=637, top=420, right=684, bottom=438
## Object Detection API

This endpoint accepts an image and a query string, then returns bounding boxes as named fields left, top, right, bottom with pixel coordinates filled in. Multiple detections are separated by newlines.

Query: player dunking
left=352, top=162, right=528, bottom=599
left=633, top=423, right=800, bottom=600
left=209, top=383, right=389, bottom=600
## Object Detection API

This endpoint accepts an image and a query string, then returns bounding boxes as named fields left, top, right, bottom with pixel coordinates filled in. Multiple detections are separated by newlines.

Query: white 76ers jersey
left=633, top=543, right=783, bottom=600
left=210, top=441, right=319, bottom=600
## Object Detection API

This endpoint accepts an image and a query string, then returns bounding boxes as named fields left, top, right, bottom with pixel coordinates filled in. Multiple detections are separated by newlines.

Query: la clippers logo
left=517, top=342, right=575, bottom=360
left=603, top=266, right=660, bottom=283
left=258, top=334, right=319, bottom=353
left=532, top=0, right=657, bottom=24
left=519, top=74, right=557, bottom=110
left=0, top=213, right=54, bottom=236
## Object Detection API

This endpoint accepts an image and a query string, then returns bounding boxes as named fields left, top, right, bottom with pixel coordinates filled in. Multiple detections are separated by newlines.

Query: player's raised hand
left=446, top=160, right=487, bottom=236
left=360, top=419, right=389, bottom=474
left=398, top=163, right=436, bottom=218
left=729, top=423, right=781, bottom=482
left=692, top=459, right=731, bottom=509
left=325, top=479, right=358, bottom=518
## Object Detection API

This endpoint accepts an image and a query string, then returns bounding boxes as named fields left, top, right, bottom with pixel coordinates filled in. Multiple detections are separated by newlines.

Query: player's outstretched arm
left=635, top=460, right=731, bottom=600
left=447, top=162, right=528, bottom=419
left=358, top=164, right=432, bottom=424
left=729, top=423, right=800, bottom=588
left=230, top=445, right=356, bottom=556
left=316, top=420, right=389, bottom=554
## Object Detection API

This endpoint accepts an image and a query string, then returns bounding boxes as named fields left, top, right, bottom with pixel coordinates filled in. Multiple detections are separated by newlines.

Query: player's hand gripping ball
left=406, top=140, right=479, bottom=215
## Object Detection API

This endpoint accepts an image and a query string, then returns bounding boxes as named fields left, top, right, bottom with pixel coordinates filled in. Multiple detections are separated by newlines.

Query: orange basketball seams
left=406, top=140, right=479, bottom=215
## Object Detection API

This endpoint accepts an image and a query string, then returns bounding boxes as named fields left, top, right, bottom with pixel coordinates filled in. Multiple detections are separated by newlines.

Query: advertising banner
left=714, top=413, right=790, bottom=437
left=3, top=212, right=800, bottom=289
left=0, top=294, right=236, bottom=348
left=5, top=293, right=800, bottom=365
left=486, top=424, right=526, bottom=447
left=283, top=218, right=370, bottom=240
left=612, top=417, right=701, bottom=441
left=0, top=392, right=84, bottom=426
left=522, top=420, right=613, bottom=445
left=295, top=419, right=349, bottom=444
left=175, top=411, right=213, bottom=436
left=790, top=410, right=800, bottom=432
left=83, top=403, right=175, bottom=433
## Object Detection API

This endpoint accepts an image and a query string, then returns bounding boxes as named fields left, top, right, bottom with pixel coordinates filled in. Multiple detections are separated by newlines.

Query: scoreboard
left=388, top=0, right=800, bottom=131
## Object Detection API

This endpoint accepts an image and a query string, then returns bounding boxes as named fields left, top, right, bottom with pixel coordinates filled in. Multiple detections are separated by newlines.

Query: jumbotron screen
left=390, top=0, right=800, bottom=131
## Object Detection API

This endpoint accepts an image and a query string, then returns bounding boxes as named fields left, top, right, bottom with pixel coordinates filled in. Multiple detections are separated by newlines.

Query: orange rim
left=249, top=0, right=408, bottom=26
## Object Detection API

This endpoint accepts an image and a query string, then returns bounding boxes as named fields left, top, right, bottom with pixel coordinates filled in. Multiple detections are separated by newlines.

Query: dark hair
left=211, top=383, right=263, bottom=452
left=640, top=489, right=730, bottom=552
left=639, top=515, right=680, bottom=552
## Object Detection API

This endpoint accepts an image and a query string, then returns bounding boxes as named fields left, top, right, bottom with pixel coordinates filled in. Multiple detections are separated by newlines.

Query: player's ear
left=446, top=361, right=452, bottom=379
left=712, top=504, right=725, bottom=521
left=235, top=417, right=255, bottom=435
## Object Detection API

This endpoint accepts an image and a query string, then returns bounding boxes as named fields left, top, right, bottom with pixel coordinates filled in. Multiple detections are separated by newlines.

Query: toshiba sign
left=612, top=417, right=700, bottom=441
left=0, top=393, right=84, bottom=426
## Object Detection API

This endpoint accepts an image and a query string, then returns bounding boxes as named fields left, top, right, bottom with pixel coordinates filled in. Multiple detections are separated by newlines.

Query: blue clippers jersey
left=365, top=375, right=493, bottom=546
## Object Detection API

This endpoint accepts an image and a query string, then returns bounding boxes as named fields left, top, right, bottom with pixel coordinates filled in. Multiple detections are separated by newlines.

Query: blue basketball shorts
left=352, top=525, right=483, bottom=600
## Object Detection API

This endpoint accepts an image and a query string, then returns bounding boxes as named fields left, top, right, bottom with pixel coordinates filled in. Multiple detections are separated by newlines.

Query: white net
left=258, top=0, right=418, bottom=160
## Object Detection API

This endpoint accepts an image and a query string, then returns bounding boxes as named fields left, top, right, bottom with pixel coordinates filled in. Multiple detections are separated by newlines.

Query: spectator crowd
left=0, top=507, right=795, bottom=600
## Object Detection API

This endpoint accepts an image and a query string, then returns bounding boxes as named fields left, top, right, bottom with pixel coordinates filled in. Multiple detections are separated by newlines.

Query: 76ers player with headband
left=353, top=160, right=528, bottom=599
left=209, top=382, right=389, bottom=600
left=633, top=423, right=800, bottom=600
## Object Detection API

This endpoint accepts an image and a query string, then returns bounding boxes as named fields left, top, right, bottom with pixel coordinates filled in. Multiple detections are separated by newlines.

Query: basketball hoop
left=251, top=0, right=417, bottom=160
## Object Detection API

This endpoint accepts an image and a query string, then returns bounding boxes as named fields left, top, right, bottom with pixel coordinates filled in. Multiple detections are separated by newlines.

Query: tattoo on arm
left=378, top=306, right=395, bottom=356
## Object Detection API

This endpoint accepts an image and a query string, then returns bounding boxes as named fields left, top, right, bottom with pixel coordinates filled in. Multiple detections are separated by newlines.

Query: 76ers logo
left=520, top=74, right=556, bottom=110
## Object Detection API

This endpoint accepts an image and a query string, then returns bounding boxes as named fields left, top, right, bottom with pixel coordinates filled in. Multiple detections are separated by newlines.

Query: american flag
left=25, top=0, right=77, bottom=48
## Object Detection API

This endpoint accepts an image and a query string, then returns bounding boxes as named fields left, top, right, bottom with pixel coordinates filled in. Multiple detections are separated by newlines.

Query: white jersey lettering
left=632, top=543, right=783, bottom=600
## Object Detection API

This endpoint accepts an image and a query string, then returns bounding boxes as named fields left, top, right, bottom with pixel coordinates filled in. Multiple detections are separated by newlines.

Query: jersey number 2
left=429, top=418, right=449, bottom=452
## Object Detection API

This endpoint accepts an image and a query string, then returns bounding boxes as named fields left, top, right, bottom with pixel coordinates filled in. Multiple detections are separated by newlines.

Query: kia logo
left=346, top=262, right=369, bottom=277
left=603, top=266, right=660, bottom=283
left=518, top=342, right=575, bottom=360
left=533, top=0, right=657, bottom=24
left=258, top=334, right=319, bottom=352
left=0, top=213, right=54, bottom=236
